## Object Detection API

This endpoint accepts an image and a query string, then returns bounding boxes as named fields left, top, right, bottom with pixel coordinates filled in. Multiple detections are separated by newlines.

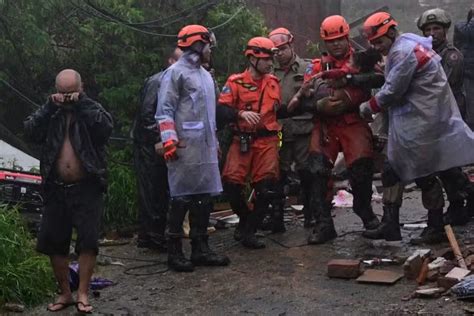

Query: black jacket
left=24, top=94, right=113, bottom=185
left=132, top=72, right=163, bottom=145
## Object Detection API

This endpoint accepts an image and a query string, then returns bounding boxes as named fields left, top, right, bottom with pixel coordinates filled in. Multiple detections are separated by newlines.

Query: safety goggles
left=246, top=45, right=279, bottom=56
left=178, top=32, right=211, bottom=44
left=362, top=16, right=394, bottom=39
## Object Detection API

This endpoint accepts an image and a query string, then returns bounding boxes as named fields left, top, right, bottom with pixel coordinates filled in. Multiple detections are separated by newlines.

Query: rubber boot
left=349, top=159, right=380, bottom=230
left=241, top=207, right=265, bottom=249
left=188, top=196, right=230, bottom=266
left=410, top=208, right=446, bottom=245
left=299, top=170, right=314, bottom=228
left=223, top=182, right=249, bottom=241
left=444, top=200, right=469, bottom=226
left=167, top=197, right=194, bottom=272
left=191, top=235, right=230, bottom=266
left=362, top=204, right=401, bottom=241
left=308, top=202, right=337, bottom=244
left=167, top=237, right=194, bottom=272
left=271, top=199, right=286, bottom=233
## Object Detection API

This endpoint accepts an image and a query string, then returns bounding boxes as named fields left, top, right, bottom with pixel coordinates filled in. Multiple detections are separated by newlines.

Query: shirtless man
left=24, top=69, right=113, bottom=313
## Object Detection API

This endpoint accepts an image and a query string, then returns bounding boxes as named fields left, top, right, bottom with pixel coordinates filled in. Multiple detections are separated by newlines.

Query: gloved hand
left=163, top=139, right=178, bottom=161
left=359, top=101, right=374, bottom=120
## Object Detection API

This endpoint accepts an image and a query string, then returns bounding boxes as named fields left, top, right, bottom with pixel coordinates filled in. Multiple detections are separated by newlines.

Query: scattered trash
left=3, top=303, right=25, bottom=312
left=451, top=275, right=474, bottom=299
left=332, top=187, right=382, bottom=208
left=402, top=223, right=427, bottom=230
left=428, top=257, right=447, bottom=271
left=98, top=238, right=130, bottom=247
left=362, top=258, right=398, bottom=267
left=414, top=287, right=445, bottom=298
left=69, top=262, right=116, bottom=291
left=356, top=269, right=403, bottom=285
left=332, top=190, right=353, bottom=208
left=90, top=277, right=116, bottom=290
left=97, top=256, right=125, bottom=267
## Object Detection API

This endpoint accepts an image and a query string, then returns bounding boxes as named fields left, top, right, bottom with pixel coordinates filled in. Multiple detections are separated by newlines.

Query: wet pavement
left=28, top=187, right=474, bottom=315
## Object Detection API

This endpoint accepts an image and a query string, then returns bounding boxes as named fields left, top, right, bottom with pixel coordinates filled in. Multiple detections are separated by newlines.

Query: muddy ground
left=27, top=186, right=474, bottom=316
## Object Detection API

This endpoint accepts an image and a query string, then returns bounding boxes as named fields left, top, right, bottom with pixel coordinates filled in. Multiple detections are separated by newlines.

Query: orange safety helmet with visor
left=245, top=37, right=279, bottom=58
left=268, top=27, right=294, bottom=47
left=320, top=15, right=350, bottom=41
left=177, top=24, right=212, bottom=48
left=362, top=12, right=398, bottom=42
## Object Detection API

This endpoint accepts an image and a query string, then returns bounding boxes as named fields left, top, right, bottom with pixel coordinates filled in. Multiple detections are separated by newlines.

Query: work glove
left=359, top=101, right=374, bottom=120
left=50, top=92, right=81, bottom=105
left=163, top=139, right=178, bottom=161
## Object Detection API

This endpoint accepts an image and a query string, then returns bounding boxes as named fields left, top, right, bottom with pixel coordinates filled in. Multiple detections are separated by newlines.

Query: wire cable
left=0, top=78, right=40, bottom=108
left=209, top=6, right=244, bottom=30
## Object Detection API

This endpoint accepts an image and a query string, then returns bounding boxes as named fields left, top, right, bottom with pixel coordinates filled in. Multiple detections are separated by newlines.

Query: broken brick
left=327, top=259, right=361, bottom=279
left=403, top=254, right=422, bottom=280
left=437, top=276, right=459, bottom=290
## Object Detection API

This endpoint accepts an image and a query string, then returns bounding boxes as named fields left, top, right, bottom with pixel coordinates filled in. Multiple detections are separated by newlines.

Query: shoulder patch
left=221, top=85, right=232, bottom=94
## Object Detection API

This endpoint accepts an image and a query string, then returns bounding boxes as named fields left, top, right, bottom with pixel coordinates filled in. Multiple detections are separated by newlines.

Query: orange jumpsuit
left=304, top=52, right=373, bottom=166
left=219, top=69, right=281, bottom=185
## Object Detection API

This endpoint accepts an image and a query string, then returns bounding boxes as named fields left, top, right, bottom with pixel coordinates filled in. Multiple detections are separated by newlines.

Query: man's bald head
left=55, top=69, right=82, bottom=93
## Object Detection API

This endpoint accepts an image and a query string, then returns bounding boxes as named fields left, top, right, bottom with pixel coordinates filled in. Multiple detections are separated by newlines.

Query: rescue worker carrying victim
left=156, top=25, right=230, bottom=272
left=268, top=27, right=314, bottom=228
left=217, top=37, right=282, bottom=249
left=360, top=12, right=474, bottom=244
left=289, top=15, right=380, bottom=244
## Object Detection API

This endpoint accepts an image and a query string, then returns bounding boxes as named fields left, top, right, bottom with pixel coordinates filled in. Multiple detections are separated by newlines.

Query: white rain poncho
left=373, top=33, right=474, bottom=182
left=155, top=51, right=222, bottom=197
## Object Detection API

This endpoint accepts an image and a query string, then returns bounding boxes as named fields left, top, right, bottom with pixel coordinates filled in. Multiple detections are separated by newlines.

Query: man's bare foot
left=46, top=293, right=74, bottom=312
left=76, top=292, right=93, bottom=313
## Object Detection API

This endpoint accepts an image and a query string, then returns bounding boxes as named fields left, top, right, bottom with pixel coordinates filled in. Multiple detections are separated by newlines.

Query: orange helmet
left=245, top=37, right=278, bottom=58
left=320, top=15, right=350, bottom=41
left=177, top=24, right=211, bottom=48
left=363, top=12, right=398, bottom=41
left=268, top=27, right=294, bottom=47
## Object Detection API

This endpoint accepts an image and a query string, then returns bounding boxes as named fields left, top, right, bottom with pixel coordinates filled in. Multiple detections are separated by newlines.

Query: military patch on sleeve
left=305, top=64, right=313, bottom=75
left=221, top=85, right=231, bottom=94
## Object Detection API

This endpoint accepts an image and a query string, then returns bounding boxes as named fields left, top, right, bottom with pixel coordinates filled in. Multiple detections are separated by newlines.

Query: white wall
left=0, top=140, right=39, bottom=171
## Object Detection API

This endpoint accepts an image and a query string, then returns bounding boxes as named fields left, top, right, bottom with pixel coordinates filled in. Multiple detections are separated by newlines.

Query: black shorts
left=36, top=177, right=104, bottom=256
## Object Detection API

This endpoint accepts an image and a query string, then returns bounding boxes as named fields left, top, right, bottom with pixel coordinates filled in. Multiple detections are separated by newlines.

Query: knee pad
left=381, top=161, right=400, bottom=187
left=307, top=154, right=333, bottom=177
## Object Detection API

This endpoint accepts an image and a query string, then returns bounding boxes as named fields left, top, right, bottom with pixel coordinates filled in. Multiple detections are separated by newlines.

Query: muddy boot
left=167, top=237, right=194, bottom=272
left=242, top=211, right=265, bottom=249
left=308, top=202, right=337, bottom=244
left=348, top=158, right=380, bottom=230
left=271, top=196, right=286, bottom=233
left=444, top=200, right=469, bottom=226
left=191, top=236, right=230, bottom=266
left=234, top=214, right=247, bottom=241
left=137, top=232, right=168, bottom=251
left=410, top=208, right=446, bottom=245
left=167, top=197, right=194, bottom=272
left=362, top=204, right=401, bottom=241
left=224, top=182, right=250, bottom=241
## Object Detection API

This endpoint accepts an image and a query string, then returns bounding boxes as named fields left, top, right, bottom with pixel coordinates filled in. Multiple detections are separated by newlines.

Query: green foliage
left=103, top=146, right=138, bottom=231
left=0, top=204, right=55, bottom=306
left=0, top=0, right=267, bottom=230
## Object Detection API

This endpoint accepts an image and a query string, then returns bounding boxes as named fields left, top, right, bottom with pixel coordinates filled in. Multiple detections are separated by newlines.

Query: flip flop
left=76, top=301, right=93, bottom=314
left=46, top=301, right=74, bottom=312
